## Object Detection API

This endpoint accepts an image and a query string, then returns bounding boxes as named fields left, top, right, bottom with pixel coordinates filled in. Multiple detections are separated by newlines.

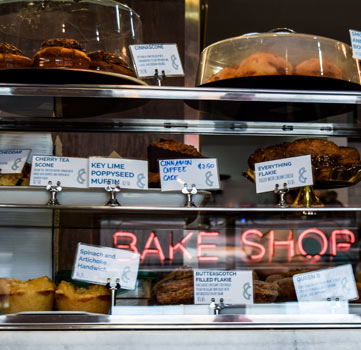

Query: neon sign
left=112, top=228, right=356, bottom=265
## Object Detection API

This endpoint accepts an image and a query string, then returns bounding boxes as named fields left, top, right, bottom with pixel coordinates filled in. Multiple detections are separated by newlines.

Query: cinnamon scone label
left=0, top=149, right=30, bottom=174
left=293, top=264, right=358, bottom=303
left=72, top=243, right=140, bottom=290
left=255, top=155, right=313, bottom=193
left=30, top=155, right=88, bottom=188
left=194, top=270, right=253, bottom=305
left=129, top=44, right=184, bottom=78
left=159, top=158, right=220, bottom=191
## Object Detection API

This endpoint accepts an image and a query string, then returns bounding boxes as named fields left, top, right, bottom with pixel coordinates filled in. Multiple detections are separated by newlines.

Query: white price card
left=293, top=264, right=358, bottom=302
left=349, top=29, right=361, bottom=59
left=0, top=149, right=30, bottom=174
left=255, top=155, right=313, bottom=193
left=129, top=43, right=184, bottom=78
left=193, top=270, right=253, bottom=305
left=30, top=155, right=88, bottom=188
left=159, top=158, right=220, bottom=191
left=88, top=157, right=148, bottom=189
left=72, top=243, right=140, bottom=290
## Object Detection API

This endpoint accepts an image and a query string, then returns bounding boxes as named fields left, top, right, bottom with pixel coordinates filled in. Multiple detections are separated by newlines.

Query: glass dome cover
left=0, top=0, right=143, bottom=80
left=197, top=29, right=361, bottom=87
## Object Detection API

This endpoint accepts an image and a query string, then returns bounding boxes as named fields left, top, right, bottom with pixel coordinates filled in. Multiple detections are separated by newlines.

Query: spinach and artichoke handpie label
left=0, top=149, right=30, bottom=174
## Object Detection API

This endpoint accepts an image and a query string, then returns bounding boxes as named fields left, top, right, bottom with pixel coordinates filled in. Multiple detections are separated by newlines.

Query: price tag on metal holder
left=72, top=243, right=140, bottom=290
left=0, top=149, right=30, bottom=174
left=255, top=155, right=313, bottom=193
left=129, top=43, right=184, bottom=78
left=159, top=158, right=220, bottom=191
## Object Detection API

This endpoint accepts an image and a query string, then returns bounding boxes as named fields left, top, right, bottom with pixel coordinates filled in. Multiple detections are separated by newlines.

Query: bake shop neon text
left=112, top=228, right=356, bottom=265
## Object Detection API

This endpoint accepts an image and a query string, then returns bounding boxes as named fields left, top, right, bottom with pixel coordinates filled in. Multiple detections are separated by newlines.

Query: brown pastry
left=295, top=58, right=343, bottom=80
left=55, top=281, right=111, bottom=314
left=248, top=142, right=290, bottom=169
left=236, top=52, right=293, bottom=77
left=273, top=277, right=297, bottom=302
left=285, top=138, right=341, bottom=167
left=253, top=280, right=278, bottom=303
left=338, top=146, right=361, bottom=167
left=152, top=267, right=194, bottom=305
left=33, top=38, right=91, bottom=69
left=208, top=66, right=239, bottom=83
left=88, top=50, right=136, bottom=77
left=0, top=276, right=56, bottom=314
left=0, top=43, right=32, bottom=69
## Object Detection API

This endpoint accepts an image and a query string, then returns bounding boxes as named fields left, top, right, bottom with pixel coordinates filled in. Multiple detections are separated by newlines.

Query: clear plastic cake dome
left=0, top=0, right=143, bottom=80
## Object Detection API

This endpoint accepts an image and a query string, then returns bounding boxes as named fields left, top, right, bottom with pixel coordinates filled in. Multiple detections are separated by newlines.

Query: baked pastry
left=253, top=280, right=278, bottom=303
left=55, top=281, right=111, bottom=314
left=236, top=52, right=293, bottom=77
left=0, top=43, right=32, bottom=69
left=152, top=267, right=194, bottom=305
left=248, top=142, right=290, bottom=169
left=88, top=50, right=136, bottom=77
left=295, top=58, right=343, bottom=80
left=0, top=276, right=56, bottom=314
left=285, top=138, right=341, bottom=167
left=147, top=138, right=205, bottom=174
left=208, top=66, right=239, bottom=83
left=338, top=146, right=361, bottom=167
left=33, top=38, right=91, bottom=69
left=0, top=163, right=31, bottom=186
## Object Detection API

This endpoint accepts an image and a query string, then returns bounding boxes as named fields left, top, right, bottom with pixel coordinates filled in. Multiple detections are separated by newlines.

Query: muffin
left=0, top=43, right=32, bottom=69
left=33, top=38, right=91, bottom=69
left=0, top=276, right=56, bottom=314
left=88, top=50, right=136, bottom=77
left=295, top=58, right=343, bottom=80
left=236, top=52, right=293, bottom=77
left=55, top=281, right=111, bottom=314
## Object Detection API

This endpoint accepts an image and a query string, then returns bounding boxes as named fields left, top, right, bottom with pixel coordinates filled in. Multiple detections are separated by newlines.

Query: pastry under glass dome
left=0, top=0, right=142, bottom=79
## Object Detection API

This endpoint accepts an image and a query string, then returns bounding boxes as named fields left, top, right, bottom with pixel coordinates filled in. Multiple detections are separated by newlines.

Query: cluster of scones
left=208, top=52, right=343, bottom=83
left=248, top=138, right=361, bottom=181
left=0, top=39, right=135, bottom=76
left=0, top=276, right=111, bottom=314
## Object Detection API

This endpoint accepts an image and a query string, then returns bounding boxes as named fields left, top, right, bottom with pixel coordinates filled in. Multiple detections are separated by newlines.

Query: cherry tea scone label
left=255, top=155, right=313, bottom=193
left=194, top=270, right=253, bottom=305
left=0, top=149, right=30, bottom=174
left=72, top=243, right=140, bottom=290
left=88, top=157, right=148, bottom=189
left=159, top=158, right=220, bottom=191
left=30, top=155, right=88, bottom=188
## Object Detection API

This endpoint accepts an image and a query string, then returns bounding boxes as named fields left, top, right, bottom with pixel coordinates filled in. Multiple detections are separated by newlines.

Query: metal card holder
left=182, top=183, right=197, bottom=207
left=274, top=182, right=289, bottom=207
left=154, top=69, right=166, bottom=86
left=46, top=180, right=62, bottom=205
left=106, top=278, right=121, bottom=315
left=105, top=180, right=121, bottom=207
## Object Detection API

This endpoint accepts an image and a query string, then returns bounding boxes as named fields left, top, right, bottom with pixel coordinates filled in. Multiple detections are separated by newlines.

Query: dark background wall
left=203, top=0, right=361, bottom=49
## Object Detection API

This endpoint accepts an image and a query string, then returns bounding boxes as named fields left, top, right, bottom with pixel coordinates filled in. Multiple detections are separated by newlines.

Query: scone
left=33, top=38, right=91, bottom=69
left=236, top=52, right=293, bottom=77
left=295, top=58, right=343, bottom=79
left=55, top=281, right=111, bottom=314
left=88, top=50, right=136, bottom=77
left=0, top=276, right=56, bottom=314
left=0, top=43, right=32, bottom=69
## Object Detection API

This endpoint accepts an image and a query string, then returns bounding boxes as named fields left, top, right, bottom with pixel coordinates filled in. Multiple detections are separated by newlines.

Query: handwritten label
left=255, top=155, right=313, bottom=193
left=159, top=158, right=220, bottom=191
left=350, top=29, right=361, bottom=60
left=293, top=264, right=358, bottom=302
left=129, top=43, right=184, bottom=78
left=0, top=149, right=30, bottom=174
left=193, top=270, right=253, bottom=305
left=88, top=157, right=148, bottom=189
left=30, top=155, right=88, bottom=188
left=72, top=243, right=140, bottom=290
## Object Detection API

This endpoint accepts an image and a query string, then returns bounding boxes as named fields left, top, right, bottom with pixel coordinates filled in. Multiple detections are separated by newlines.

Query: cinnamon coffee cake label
left=255, top=155, right=313, bottom=193
left=72, top=243, right=140, bottom=290
left=0, top=149, right=30, bottom=174
left=194, top=269, right=253, bottom=305
left=159, top=158, right=220, bottom=191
